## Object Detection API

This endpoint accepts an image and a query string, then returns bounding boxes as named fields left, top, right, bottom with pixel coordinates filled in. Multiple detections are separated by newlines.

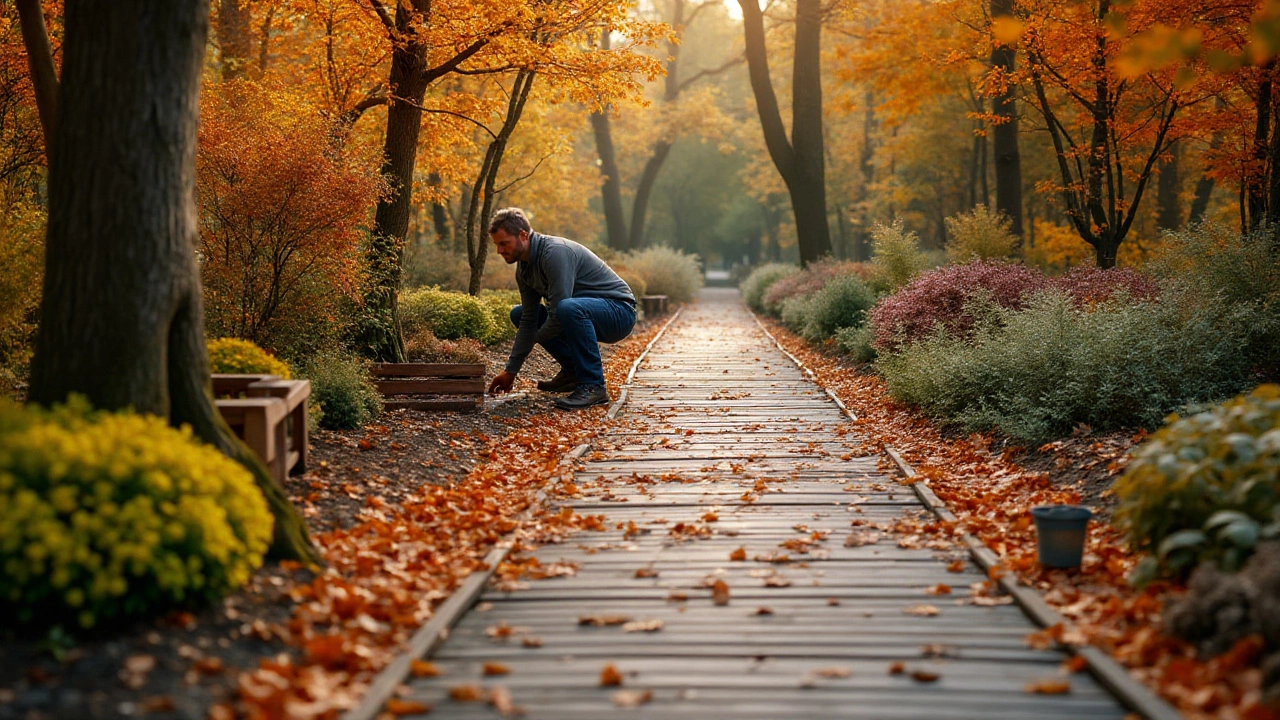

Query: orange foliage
left=197, top=81, right=386, bottom=354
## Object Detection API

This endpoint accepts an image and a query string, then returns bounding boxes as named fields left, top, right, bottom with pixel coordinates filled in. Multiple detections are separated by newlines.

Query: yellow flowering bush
left=0, top=397, right=273, bottom=629
left=207, top=337, right=292, bottom=378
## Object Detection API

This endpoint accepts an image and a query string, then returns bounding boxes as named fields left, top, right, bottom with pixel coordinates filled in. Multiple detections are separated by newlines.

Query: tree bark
left=989, top=0, right=1023, bottom=240
left=217, top=0, right=252, bottom=80
left=590, top=109, right=629, bottom=250
left=628, top=141, right=672, bottom=250
left=15, top=0, right=58, bottom=152
left=1248, top=63, right=1273, bottom=231
left=738, top=0, right=831, bottom=266
left=1156, top=140, right=1182, bottom=231
left=29, top=0, right=318, bottom=564
left=466, top=71, right=537, bottom=295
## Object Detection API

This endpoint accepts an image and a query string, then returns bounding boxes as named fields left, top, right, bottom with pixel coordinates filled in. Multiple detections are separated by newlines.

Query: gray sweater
left=506, top=232, right=635, bottom=374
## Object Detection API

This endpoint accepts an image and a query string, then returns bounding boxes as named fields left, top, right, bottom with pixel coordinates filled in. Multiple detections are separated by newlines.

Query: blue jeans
left=510, top=297, right=636, bottom=386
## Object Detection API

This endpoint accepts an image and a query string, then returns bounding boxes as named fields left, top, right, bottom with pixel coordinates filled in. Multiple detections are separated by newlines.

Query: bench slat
left=370, top=363, right=485, bottom=378
left=375, top=378, right=485, bottom=395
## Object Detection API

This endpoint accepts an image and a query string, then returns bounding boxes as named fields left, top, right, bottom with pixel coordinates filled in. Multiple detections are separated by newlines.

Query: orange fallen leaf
left=483, top=662, right=511, bottom=676
left=387, top=698, right=432, bottom=714
left=812, top=666, right=852, bottom=678
left=903, top=604, right=940, bottom=616
left=600, top=663, right=624, bottom=687
left=141, top=696, right=175, bottom=713
left=667, top=591, right=689, bottom=602
left=450, top=683, right=487, bottom=702
left=755, top=607, right=774, bottom=615
left=827, top=597, right=841, bottom=606
left=192, top=656, right=223, bottom=675
left=946, top=560, right=966, bottom=573
left=763, top=575, right=792, bottom=588
left=410, top=659, right=442, bottom=677
left=1059, top=655, right=1088, bottom=674
left=488, top=686, right=521, bottom=717
left=521, top=637, right=543, bottom=648
left=1026, top=679, right=1071, bottom=694
left=712, top=579, right=731, bottom=605
left=926, top=583, right=952, bottom=596
left=622, top=619, right=665, bottom=633
left=729, top=547, right=747, bottom=561
left=702, top=511, right=719, bottom=522
left=611, top=689, right=653, bottom=707
left=634, top=567, right=659, bottom=578
left=888, top=661, right=906, bottom=675
left=910, top=669, right=941, bottom=683
left=579, top=614, right=633, bottom=626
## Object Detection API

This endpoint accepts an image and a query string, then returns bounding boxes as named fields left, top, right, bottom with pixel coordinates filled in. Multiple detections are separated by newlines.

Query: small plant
left=617, top=246, right=703, bottom=305
left=869, top=260, right=1046, bottom=352
left=762, top=259, right=870, bottom=318
left=300, top=352, right=382, bottom=431
left=944, top=205, right=1018, bottom=263
left=0, top=397, right=272, bottom=631
left=206, top=337, right=292, bottom=378
left=400, top=287, right=497, bottom=343
left=740, top=263, right=798, bottom=313
left=798, top=273, right=877, bottom=343
left=870, top=220, right=931, bottom=293
left=834, top=325, right=877, bottom=363
left=1117, top=384, right=1280, bottom=585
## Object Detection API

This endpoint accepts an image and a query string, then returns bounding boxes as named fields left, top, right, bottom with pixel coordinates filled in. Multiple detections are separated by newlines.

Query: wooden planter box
left=640, top=294, right=669, bottom=316
left=212, top=374, right=310, bottom=483
left=370, top=363, right=486, bottom=412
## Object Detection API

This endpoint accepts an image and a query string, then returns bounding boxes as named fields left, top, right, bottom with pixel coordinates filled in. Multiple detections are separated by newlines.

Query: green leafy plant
left=206, top=337, right=292, bottom=378
left=400, top=287, right=497, bottom=343
left=1117, top=384, right=1280, bottom=585
left=834, top=325, right=877, bottom=363
left=300, top=352, right=383, bottom=431
left=478, top=289, right=520, bottom=344
left=617, top=246, right=703, bottom=305
left=870, top=220, right=931, bottom=293
left=944, top=204, right=1018, bottom=263
left=739, top=263, right=798, bottom=313
left=0, top=397, right=272, bottom=631
left=798, top=273, right=877, bottom=343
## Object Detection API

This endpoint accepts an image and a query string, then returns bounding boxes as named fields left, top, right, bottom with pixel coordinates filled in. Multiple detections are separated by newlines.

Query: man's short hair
left=489, top=207, right=532, bottom=237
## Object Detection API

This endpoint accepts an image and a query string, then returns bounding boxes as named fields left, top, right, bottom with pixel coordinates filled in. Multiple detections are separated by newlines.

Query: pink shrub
left=763, top=259, right=874, bottom=316
left=870, top=260, right=1047, bottom=351
left=1050, top=265, right=1159, bottom=307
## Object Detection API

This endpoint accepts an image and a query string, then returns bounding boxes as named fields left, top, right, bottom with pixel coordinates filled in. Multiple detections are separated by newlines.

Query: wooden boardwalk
left=400, top=289, right=1130, bottom=719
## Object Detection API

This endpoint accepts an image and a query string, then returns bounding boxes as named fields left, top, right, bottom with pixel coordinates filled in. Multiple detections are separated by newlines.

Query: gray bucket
left=1030, top=505, right=1093, bottom=568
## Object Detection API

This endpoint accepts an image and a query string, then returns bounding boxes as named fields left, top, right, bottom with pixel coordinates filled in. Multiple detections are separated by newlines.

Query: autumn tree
left=739, top=0, right=832, bottom=266
left=989, top=0, right=1023, bottom=240
left=27, top=0, right=317, bottom=563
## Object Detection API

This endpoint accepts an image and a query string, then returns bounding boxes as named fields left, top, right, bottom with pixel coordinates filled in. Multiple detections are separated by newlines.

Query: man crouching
left=485, top=207, right=637, bottom=410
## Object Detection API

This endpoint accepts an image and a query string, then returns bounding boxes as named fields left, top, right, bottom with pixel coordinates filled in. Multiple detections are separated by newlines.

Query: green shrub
left=835, top=325, right=877, bottom=363
left=617, top=246, right=703, bottom=305
left=0, top=203, right=44, bottom=399
left=798, top=273, right=877, bottom=343
left=870, top=220, right=931, bottom=293
left=780, top=295, right=814, bottom=335
left=478, top=289, right=520, bottom=345
left=877, top=289, right=1258, bottom=443
left=400, top=287, right=497, bottom=343
left=740, top=263, right=798, bottom=313
left=206, top=337, right=292, bottom=378
left=1116, top=385, right=1280, bottom=585
left=762, top=259, right=870, bottom=318
left=300, top=352, right=382, bottom=431
left=0, top=397, right=272, bottom=630
left=944, top=205, right=1018, bottom=263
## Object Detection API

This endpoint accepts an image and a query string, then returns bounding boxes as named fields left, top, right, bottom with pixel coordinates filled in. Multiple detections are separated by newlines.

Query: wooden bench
left=212, top=374, right=310, bottom=483
left=370, top=363, right=485, bottom=412
left=640, top=294, right=669, bottom=316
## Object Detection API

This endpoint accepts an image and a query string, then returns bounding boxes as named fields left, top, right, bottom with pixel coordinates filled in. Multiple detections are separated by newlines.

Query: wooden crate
left=213, top=375, right=310, bottom=483
left=370, top=363, right=486, bottom=412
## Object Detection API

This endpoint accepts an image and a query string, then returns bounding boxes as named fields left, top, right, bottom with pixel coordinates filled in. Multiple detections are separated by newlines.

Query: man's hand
left=488, top=371, right=516, bottom=395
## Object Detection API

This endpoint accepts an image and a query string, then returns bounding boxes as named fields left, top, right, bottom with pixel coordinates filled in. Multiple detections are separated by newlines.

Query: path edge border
left=749, top=305, right=1182, bottom=720
left=342, top=307, right=683, bottom=720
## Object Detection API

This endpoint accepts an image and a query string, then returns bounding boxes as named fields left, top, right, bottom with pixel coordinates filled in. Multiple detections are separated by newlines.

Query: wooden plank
left=375, top=378, right=485, bottom=395
left=384, top=398, right=481, bottom=412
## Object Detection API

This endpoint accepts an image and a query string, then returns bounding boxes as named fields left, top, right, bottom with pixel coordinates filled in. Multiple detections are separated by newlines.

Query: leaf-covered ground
left=0, top=321, right=663, bottom=720
left=762, top=318, right=1277, bottom=720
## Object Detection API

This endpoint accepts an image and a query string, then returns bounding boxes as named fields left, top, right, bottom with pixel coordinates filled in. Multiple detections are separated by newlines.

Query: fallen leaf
left=826, top=597, right=840, bottom=606
left=521, top=637, right=543, bottom=648
left=729, top=547, right=747, bottom=561
left=483, top=662, right=511, bottom=676
left=488, top=686, right=522, bottom=717
left=410, top=660, right=442, bottom=677
left=634, top=567, right=659, bottom=578
left=600, top=663, right=624, bottom=687
left=124, top=655, right=156, bottom=674
left=387, top=698, right=432, bottom=714
left=192, top=657, right=223, bottom=675
left=622, top=619, right=664, bottom=633
left=1060, top=655, right=1088, bottom=674
left=763, top=575, right=792, bottom=588
left=812, top=666, right=852, bottom=678
left=1025, top=679, right=1071, bottom=695
left=910, top=669, right=941, bottom=683
left=903, top=604, right=940, bottom=617
left=755, top=607, right=774, bottom=615
left=579, top=614, right=633, bottom=626
left=920, top=644, right=958, bottom=658
left=449, top=685, right=485, bottom=702
left=888, top=661, right=906, bottom=675
left=141, top=696, right=175, bottom=713
left=926, top=584, right=952, bottom=596
left=712, top=579, right=730, bottom=605
left=611, top=689, right=653, bottom=708
left=946, top=560, right=966, bottom=573
left=667, top=591, right=689, bottom=602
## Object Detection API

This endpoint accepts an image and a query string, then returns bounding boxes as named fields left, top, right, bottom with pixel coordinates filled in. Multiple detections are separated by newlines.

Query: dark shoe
left=537, top=368, right=578, bottom=393
left=554, top=384, right=610, bottom=410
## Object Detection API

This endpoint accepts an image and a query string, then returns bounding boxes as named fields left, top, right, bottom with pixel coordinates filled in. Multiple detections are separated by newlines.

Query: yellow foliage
left=0, top=203, right=44, bottom=395
left=0, top=397, right=272, bottom=629
left=207, top=338, right=292, bottom=378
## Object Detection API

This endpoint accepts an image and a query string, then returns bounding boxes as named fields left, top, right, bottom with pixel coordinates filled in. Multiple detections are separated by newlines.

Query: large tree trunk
left=1157, top=140, right=1182, bottom=231
left=738, top=0, right=831, bottom=266
left=29, top=0, right=318, bottom=564
left=15, top=0, right=58, bottom=151
left=989, top=0, right=1023, bottom=240
left=217, top=0, right=252, bottom=80
left=628, top=141, right=672, bottom=250
left=590, top=109, right=629, bottom=250
left=360, top=2, right=430, bottom=362
left=1248, top=63, right=1273, bottom=231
